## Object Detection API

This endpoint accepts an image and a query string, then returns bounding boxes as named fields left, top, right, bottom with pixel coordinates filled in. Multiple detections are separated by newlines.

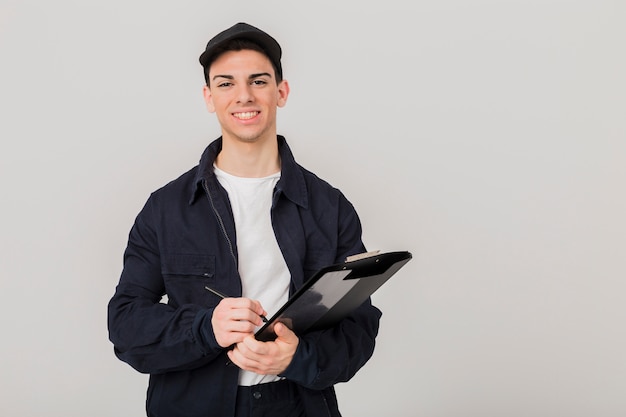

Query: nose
left=235, top=83, right=254, bottom=104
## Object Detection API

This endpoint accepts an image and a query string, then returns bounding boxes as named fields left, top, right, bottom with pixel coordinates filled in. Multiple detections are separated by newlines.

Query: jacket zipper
left=202, top=179, right=238, bottom=268
left=322, top=392, right=332, bottom=417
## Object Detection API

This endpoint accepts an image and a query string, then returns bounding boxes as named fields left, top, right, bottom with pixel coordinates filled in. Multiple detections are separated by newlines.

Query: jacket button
left=253, top=391, right=262, bottom=400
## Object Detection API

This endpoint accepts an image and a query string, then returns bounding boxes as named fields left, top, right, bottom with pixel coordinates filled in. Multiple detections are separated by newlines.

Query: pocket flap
left=161, top=253, right=215, bottom=277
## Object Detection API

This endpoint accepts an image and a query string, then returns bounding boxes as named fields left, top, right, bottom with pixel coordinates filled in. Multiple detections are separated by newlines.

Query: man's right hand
left=211, top=298, right=268, bottom=348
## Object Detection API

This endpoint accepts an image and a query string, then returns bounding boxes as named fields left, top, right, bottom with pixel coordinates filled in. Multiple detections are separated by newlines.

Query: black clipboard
left=255, top=251, right=412, bottom=341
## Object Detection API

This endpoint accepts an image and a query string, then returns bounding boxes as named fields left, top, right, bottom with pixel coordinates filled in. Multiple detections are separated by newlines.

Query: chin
left=233, top=129, right=273, bottom=144
left=234, top=135, right=262, bottom=143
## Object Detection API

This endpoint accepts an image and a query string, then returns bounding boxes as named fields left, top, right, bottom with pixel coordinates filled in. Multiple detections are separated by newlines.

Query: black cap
left=199, top=22, right=282, bottom=79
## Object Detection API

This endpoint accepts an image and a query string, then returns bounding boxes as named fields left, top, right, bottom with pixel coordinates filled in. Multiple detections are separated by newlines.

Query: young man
left=108, top=22, right=381, bottom=417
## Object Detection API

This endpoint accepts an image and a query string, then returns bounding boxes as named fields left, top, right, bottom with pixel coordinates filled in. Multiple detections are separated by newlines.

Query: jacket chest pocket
left=161, top=254, right=216, bottom=307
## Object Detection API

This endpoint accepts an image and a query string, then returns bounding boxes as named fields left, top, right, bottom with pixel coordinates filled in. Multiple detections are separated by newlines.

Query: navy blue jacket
left=108, top=136, right=382, bottom=417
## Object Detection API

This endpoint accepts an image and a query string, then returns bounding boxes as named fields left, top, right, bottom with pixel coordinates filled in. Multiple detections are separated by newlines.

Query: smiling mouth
left=233, top=111, right=259, bottom=120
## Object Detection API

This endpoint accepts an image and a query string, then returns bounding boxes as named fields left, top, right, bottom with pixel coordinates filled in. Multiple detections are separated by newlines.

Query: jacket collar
left=189, top=135, right=309, bottom=209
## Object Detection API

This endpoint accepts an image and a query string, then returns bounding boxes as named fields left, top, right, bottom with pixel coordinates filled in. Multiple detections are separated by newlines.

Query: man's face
left=203, top=49, right=289, bottom=145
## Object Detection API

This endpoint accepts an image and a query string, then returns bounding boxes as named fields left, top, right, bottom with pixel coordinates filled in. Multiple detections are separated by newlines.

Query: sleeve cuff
left=192, top=308, right=223, bottom=356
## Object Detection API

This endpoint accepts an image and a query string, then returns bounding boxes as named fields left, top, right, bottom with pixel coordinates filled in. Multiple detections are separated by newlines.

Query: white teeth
left=234, top=111, right=258, bottom=120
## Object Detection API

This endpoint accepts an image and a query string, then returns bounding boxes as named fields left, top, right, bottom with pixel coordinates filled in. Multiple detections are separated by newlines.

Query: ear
left=276, top=80, right=290, bottom=108
left=202, top=85, right=216, bottom=113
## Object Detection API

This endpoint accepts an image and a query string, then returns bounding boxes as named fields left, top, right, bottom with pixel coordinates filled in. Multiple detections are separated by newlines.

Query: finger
left=274, top=322, right=297, bottom=342
left=239, top=335, right=268, bottom=355
left=219, top=299, right=266, bottom=325
left=223, top=320, right=258, bottom=334
left=229, top=345, right=264, bottom=372
left=249, top=300, right=268, bottom=321
left=229, top=310, right=265, bottom=326
left=230, top=344, right=287, bottom=376
left=214, top=308, right=262, bottom=327
left=213, top=308, right=259, bottom=331
left=223, top=297, right=266, bottom=315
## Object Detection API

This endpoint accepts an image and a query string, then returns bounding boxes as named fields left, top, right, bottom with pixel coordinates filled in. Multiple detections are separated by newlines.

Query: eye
left=217, top=81, right=233, bottom=88
left=251, top=79, right=267, bottom=86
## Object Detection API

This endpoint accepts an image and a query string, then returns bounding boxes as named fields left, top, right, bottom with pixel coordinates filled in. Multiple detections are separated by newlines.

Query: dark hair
left=203, top=39, right=283, bottom=86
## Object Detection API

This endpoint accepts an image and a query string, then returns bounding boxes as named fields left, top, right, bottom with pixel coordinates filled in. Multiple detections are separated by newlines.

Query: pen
left=204, top=286, right=268, bottom=323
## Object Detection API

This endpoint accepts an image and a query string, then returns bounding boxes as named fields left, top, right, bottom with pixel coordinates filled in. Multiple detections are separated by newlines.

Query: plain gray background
left=1, top=0, right=625, bottom=416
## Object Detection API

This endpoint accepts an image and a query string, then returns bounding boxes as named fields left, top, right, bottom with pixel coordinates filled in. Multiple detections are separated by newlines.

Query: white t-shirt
left=214, top=165, right=290, bottom=386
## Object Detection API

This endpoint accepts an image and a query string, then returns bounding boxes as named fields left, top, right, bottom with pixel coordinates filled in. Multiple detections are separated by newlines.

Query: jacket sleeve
left=280, top=193, right=382, bottom=389
left=107, top=196, right=223, bottom=374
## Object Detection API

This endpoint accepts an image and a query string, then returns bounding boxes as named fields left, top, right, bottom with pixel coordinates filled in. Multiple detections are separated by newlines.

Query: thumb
left=274, top=322, right=296, bottom=341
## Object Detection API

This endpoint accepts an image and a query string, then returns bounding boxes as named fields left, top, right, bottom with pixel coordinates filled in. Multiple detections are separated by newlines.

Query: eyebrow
left=212, top=72, right=273, bottom=82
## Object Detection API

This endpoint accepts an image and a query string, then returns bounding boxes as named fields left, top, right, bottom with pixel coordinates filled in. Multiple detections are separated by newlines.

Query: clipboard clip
left=345, top=250, right=380, bottom=263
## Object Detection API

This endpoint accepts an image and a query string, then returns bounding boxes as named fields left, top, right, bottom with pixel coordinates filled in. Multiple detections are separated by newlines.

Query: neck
left=216, top=135, right=280, bottom=178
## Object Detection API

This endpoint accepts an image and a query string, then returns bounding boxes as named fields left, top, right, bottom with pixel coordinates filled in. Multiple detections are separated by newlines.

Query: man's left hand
left=227, top=322, right=299, bottom=375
